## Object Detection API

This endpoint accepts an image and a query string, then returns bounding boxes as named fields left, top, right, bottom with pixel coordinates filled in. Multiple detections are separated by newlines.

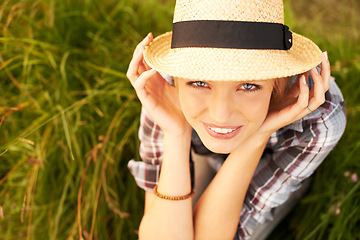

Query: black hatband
left=171, top=20, right=293, bottom=50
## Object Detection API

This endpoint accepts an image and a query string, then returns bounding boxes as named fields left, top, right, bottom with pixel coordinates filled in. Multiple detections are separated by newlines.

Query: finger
left=320, top=51, right=331, bottom=91
left=281, top=74, right=309, bottom=121
left=128, top=33, right=154, bottom=83
left=134, top=32, right=153, bottom=57
left=308, top=67, right=325, bottom=112
left=295, top=74, right=310, bottom=117
left=138, top=60, right=148, bottom=75
left=133, top=33, right=150, bottom=56
left=133, top=69, right=161, bottom=112
left=142, top=57, right=152, bottom=71
left=264, top=74, right=309, bottom=129
left=286, top=71, right=309, bottom=98
left=127, top=45, right=145, bottom=83
left=133, top=69, right=158, bottom=98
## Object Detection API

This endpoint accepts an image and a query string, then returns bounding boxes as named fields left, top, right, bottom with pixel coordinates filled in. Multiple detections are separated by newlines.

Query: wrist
left=251, top=131, right=272, bottom=147
left=159, top=126, right=192, bottom=196
left=230, top=132, right=270, bottom=157
left=162, top=133, right=192, bottom=155
left=163, top=124, right=192, bottom=142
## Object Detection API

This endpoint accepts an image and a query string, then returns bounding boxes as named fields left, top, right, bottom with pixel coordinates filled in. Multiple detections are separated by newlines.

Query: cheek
left=178, top=89, right=207, bottom=118
left=239, top=93, right=272, bottom=122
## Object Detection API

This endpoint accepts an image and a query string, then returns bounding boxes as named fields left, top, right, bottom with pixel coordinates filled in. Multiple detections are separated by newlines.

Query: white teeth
left=209, top=127, right=236, bottom=134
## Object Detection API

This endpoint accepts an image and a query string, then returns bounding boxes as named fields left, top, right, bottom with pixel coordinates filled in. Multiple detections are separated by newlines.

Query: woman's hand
left=127, top=33, right=191, bottom=136
left=258, top=52, right=330, bottom=137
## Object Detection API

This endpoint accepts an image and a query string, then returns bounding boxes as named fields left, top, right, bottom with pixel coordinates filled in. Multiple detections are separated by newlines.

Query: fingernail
left=146, top=32, right=152, bottom=41
left=301, top=75, right=307, bottom=85
left=323, top=51, right=328, bottom=61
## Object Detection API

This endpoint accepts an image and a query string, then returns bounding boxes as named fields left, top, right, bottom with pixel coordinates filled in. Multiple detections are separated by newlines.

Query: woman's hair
left=269, top=77, right=290, bottom=111
left=272, top=77, right=289, bottom=99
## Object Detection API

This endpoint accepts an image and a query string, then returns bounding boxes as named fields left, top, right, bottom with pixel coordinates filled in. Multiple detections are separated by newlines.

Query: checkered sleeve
left=128, top=107, right=164, bottom=192
left=236, top=78, right=347, bottom=239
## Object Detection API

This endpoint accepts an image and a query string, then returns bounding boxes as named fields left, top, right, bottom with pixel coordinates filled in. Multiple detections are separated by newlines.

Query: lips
left=202, top=122, right=242, bottom=140
left=208, top=127, right=236, bottom=134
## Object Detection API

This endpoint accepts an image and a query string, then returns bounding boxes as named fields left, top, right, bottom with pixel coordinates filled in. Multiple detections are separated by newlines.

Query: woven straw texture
left=173, top=0, right=284, bottom=24
left=144, top=0, right=322, bottom=81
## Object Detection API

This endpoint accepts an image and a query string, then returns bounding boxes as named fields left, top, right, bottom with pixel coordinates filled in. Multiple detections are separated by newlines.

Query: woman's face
left=176, top=78, right=274, bottom=154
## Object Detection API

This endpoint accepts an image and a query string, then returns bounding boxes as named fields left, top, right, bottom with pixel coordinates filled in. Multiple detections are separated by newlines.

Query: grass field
left=0, top=0, right=359, bottom=239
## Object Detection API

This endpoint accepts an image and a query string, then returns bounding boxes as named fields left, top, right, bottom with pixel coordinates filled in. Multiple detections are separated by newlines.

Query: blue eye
left=243, top=83, right=255, bottom=90
left=195, top=82, right=207, bottom=87
left=240, top=83, right=260, bottom=92
left=187, top=81, right=209, bottom=89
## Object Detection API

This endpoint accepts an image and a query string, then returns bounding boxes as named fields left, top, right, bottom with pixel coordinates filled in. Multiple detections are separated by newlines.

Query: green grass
left=0, top=0, right=359, bottom=239
left=0, top=0, right=174, bottom=239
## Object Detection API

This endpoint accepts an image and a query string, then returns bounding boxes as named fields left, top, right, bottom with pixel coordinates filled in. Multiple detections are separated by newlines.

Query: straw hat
left=143, top=0, right=322, bottom=81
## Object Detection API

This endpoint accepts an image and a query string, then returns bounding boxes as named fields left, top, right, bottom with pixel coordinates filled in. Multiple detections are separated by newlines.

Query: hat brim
left=144, top=31, right=322, bottom=81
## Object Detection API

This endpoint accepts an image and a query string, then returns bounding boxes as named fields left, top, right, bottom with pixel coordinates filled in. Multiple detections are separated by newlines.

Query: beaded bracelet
left=153, top=185, right=194, bottom=201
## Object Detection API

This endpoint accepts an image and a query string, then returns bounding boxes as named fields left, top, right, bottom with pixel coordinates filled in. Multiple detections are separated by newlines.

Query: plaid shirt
left=128, top=74, right=346, bottom=239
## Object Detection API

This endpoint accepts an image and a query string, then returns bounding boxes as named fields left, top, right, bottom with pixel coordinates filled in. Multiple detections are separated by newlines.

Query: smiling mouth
left=202, top=122, right=242, bottom=139
left=208, top=127, right=236, bottom=134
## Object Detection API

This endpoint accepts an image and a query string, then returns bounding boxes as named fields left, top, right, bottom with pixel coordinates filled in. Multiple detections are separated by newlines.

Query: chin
left=200, top=139, right=237, bottom=154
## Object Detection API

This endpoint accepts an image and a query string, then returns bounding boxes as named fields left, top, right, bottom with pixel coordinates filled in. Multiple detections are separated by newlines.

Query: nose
left=208, top=90, right=234, bottom=124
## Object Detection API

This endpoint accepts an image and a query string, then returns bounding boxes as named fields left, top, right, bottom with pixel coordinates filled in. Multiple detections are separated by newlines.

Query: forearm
left=139, top=131, right=194, bottom=240
left=193, top=134, right=270, bottom=240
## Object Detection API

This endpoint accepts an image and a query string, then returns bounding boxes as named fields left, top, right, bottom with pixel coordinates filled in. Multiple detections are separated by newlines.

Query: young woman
left=127, top=0, right=346, bottom=239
